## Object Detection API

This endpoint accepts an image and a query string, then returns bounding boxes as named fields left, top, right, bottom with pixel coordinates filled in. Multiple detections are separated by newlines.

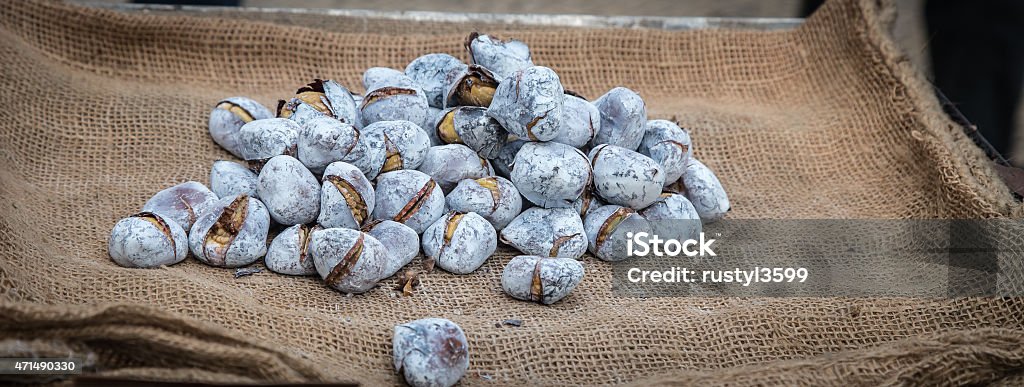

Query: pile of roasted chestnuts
left=107, top=32, right=729, bottom=387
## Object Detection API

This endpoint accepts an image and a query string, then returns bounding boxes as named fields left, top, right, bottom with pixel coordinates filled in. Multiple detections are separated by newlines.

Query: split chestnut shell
left=265, top=223, right=317, bottom=276
left=108, top=212, right=188, bottom=268
left=421, top=211, right=497, bottom=274
left=278, top=79, right=360, bottom=128
left=583, top=204, right=653, bottom=262
left=444, top=64, right=499, bottom=108
left=445, top=176, right=522, bottom=231
left=188, top=194, right=271, bottom=268
left=341, top=125, right=387, bottom=180
left=435, top=106, right=507, bottom=159
left=486, top=66, right=564, bottom=142
left=372, top=170, right=446, bottom=234
left=500, top=207, right=587, bottom=259
left=405, top=53, right=468, bottom=109
left=318, top=161, right=375, bottom=229
left=364, top=120, right=431, bottom=173
left=572, top=187, right=603, bottom=219
left=466, top=32, right=534, bottom=80
left=309, top=227, right=388, bottom=294
left=361, top=71, right=431, bottom=130
left=209, top=96, right=273, bottom=158
left=278, top=78, right=362, bottom=126
left=501, top=255, right=584, bottom=305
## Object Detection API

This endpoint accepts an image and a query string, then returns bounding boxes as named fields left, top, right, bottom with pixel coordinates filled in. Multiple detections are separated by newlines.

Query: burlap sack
left=1, top=0, right=1022, bottom=385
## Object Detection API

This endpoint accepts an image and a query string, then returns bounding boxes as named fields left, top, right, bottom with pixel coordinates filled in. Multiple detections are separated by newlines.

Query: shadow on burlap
left=0, top=0, right=1022, bottom=385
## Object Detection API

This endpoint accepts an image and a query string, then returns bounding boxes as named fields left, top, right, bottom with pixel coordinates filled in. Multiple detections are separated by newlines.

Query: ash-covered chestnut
left=583, top=204, right=652, bottom=262
left=278, top=79, right=360, bottom=127
left=189, top=194, right=271, bottom=268
left=364, top=120, right=431, bottom=173
left=108, top=212, right=188, bottom=268
left=417, top=144, right=494, bottom=193
left=466, top=32, right=534, bottom=80
left=638, top=120, right=692, bottom=185
left=393, top=318, right=469, bottom=387
left=421, top=211, right=497, bottom=274
left=486, top=66, right=564, bottom=142
left=511, top=142, right=591, bottom=208
left=210, top=161, right=258, bottom=199
left=592, top=87, right=647, bottom=151
left=444, top=64, right=499, bottom=108
left=589, top=144, right=665, bottom=209
left=265, top=224, right=317, bottom=276
left=141, top=181, right=218, bottom=231
left=501, top=255, right=584, bottom=305
left=363, top=67, right=407, bottom=91
left=405, top=54, right=468, bottom=108
left=238, top=118, right=300, bottom=172
left=309, top=227, right=387, bottom=294
left=676, top=159, right=730, bottom=223
left=500, top=207, right=587, bottom=259
left=445, top=176, right=522, bottom=231
left=296, top=115, right=360, bottom=175
left=435, top=106, right=507, bottom=159
left=318, top=161, right=374, bottom=229
left=641, top=193, right=702, bottom=242
left=362, top=220, right=420, bottom=278
left=209, top=97, right=273, bottom=158
left=553, top=94, right=599, bottom=149
left=372, top=170, right=446, bottom=234
left=361, top=70, right=431, bottom=130
left=256, top=155, right=321, bottom=225
left=320, top=80, right=360, bottom=126
left=491, top=137, right=526, bottom=179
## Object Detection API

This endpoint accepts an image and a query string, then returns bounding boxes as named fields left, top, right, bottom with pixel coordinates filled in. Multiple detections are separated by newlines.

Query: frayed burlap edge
left=0, top=303, right=334, bottom=384
left=840, top=0, right=1021, bottom=218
